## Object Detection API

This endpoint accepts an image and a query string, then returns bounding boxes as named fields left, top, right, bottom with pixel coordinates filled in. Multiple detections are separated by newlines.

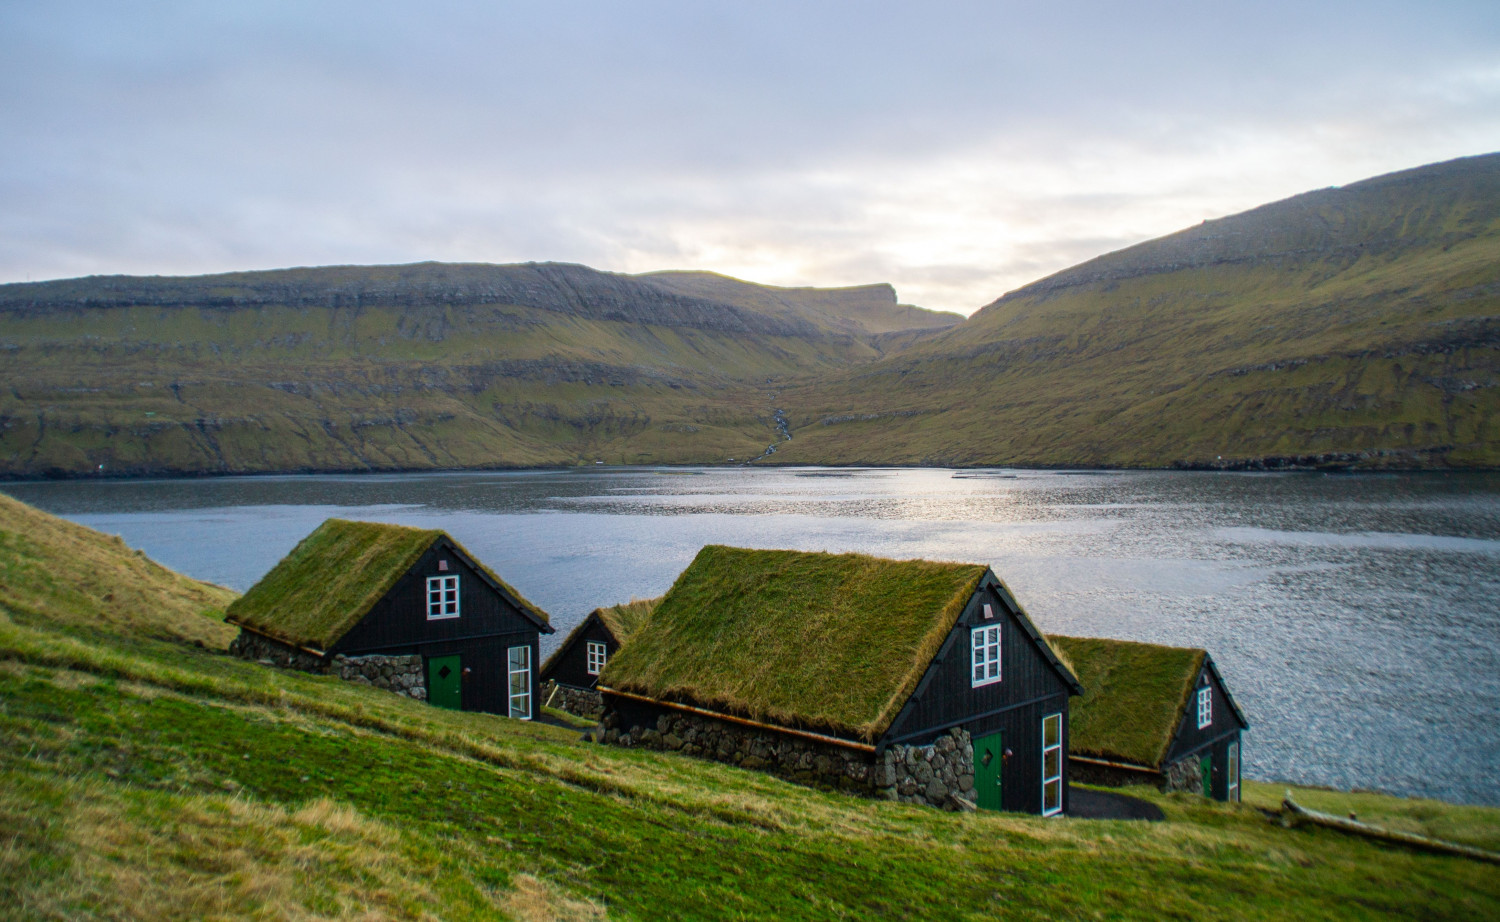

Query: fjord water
left=6, top=468, right=1497, bottom=807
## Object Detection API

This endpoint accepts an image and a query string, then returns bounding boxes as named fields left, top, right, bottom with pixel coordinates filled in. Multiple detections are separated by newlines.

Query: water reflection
left=4, top=467, right=1498, bottom=806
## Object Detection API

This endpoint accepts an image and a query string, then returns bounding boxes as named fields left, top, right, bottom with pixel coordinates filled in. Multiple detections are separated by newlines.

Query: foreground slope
left=778, top=154, right=1500, bottom=469
left=1, top=495, right=1498, bottom=919
left=0, top=262, right=957, bottom=477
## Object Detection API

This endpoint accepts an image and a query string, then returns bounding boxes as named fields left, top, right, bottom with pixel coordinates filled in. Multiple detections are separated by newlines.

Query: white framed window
left=1197, top=686, right=1212, bottom=729
left=1227, top=741, right=1240, bottom=803
left=1042, top=713, right=1063, bottom=816
left=426, top=575, right=459, bottom=619
left=971, top=626, right=1001, bottom=687
left=508, top=645, right=531, bottom=719
left=586, top=641, right=607, bottom=676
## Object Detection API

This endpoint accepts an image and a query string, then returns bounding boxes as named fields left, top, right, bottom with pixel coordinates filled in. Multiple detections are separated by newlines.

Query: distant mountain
left=0, top=261, right=957, bottom=477
left=773, top=153, right=1500, bottom=469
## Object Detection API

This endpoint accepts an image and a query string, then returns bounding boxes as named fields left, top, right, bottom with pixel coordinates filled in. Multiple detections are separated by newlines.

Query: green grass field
left=2, top=493, right=1498, bottom=920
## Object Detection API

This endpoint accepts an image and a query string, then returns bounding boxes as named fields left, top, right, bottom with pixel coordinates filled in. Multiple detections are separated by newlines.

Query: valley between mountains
left=1, top=153, right=1497, bottom=478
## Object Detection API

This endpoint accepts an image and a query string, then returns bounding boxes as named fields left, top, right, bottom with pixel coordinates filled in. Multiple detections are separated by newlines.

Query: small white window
left=971, top=626, right=1001, bottom=687
left=1197, top=686, right=1212, bottom=729
left=586, top=641, right=607, bottom=676
left=426, top=576, right=459, bottom=619
left=1227, top=741, right=1240, bottom=803
left=1042, top=713, right=1063, bottom=816
left=508, top=645, right=532, bottom=719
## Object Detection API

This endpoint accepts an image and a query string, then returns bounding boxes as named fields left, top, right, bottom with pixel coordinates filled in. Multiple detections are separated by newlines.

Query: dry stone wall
left=1163, top=756, right=1204, bottom=794
left=228, top=630, right=427, bottom=701
left=332, top=653, right=426, bottom=700
left=602, top=705, right=975, bottom=811
left=544, top=681, right=603, bottom=719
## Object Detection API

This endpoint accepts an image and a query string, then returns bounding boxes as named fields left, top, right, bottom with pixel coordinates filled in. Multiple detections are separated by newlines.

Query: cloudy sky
left=2, top=2, right=1498, bottom=314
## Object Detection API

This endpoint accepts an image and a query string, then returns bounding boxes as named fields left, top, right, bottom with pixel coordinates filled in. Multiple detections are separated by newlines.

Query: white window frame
left=1197, top=685, right=1212, bottom=729
left=426, top=575, right=459, bottom=620
left=585, top=641, right=607, bottom=676
left=1041, top=712, right=1063, bottom=817
left=508, top=645, right=532, bottom=719
left=970, top=626, right=1002, bottom=687
left=1227, top=741, right=1240, bottom=803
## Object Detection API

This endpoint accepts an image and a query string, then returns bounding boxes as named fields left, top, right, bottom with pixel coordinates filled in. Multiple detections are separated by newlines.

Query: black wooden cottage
left=597, top=545, right=1082, bottom=814
left=1047, top=635, right=1249, bottom=801
left=226, top=518, right=553, bottom=718
left=540, top=597, right=657, bottom=719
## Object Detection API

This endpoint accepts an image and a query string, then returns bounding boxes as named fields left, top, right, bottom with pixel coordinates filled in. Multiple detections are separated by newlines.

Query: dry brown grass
left=500, top=874, right=608, bottom=922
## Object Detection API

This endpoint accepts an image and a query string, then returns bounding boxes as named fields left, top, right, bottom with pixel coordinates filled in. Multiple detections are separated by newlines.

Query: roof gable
left=1047, top=634, right=1208, bottom=768
left=226, top=518, right=549, bottom=650
left=541, top=597, right=661, bottom=680
left=599, top=545, right=989, bottom=743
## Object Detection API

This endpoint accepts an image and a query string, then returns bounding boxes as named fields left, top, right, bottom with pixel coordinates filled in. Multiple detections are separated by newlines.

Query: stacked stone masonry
left=228, top=630, right=426, bottom=701
left=544, top=681, right=604, bottom=720
left=601, top=707, right=976, bottom=811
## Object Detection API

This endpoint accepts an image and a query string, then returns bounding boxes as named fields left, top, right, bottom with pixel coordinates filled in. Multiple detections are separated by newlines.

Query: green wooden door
left=1200, top=753, right=1213, bottom=798
left=973, top=730, right=1004, bottom=811
left=427, top=655, right=462, bottom=711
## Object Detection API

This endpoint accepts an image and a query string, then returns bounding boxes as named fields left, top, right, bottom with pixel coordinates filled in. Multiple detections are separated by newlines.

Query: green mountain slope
left=775, top=153, right=1500, bottom=469
left=0, top=262, right=957, bottom=477
left=2, top=494, right=1497, bottom=919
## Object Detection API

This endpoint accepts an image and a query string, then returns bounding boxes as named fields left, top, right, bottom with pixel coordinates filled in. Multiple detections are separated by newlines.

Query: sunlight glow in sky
left=3, top=2, right=1498, bottom=314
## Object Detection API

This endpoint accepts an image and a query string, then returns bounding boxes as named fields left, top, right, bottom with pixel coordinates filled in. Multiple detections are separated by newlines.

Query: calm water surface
left=6, top=467, right=1498, bottom=806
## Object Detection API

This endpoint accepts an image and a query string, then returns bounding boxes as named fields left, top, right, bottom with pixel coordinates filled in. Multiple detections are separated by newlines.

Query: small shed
left=598, top=545, right=1081, bottom=814
left=1047, top=635, right=1249, bottom=801
left=540, top=597, right=658, bottom=719
left=226, top=518, right=553, bottom=718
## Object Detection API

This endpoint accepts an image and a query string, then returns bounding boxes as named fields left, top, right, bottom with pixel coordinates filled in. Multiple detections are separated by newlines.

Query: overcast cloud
left=2, top=1, right=1498, bottom=313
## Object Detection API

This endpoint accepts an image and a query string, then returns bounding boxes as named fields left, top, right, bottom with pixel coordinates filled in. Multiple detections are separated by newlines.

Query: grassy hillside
left=775, top=154, right=1500, bottom=469
left=2, top=496, right=1498, bottom=919
left=0, top=263, right=957, bottom=478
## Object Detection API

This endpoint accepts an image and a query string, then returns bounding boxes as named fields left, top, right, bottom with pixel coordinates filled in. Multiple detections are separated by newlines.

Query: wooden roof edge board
left=440, top=537, right=554, bottom=632
left=1070, top=754, right=1161, bottom=774
left=599, top=685, right=877, bottom=752
left=984, top=573, right=1083, bottom=695
left=227, top=623, right=329, bottom=659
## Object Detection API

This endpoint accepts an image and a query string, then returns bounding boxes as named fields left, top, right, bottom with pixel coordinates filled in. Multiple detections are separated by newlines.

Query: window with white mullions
left=508, top=645, right=531, bottom=719
left=1197, top=685, right=1212, bottom=729
left=586, top=641, right=607, bottom=675
left=1042, top=712, right=1063, bottom=816
left=426, top=575, right=459, bottom=619
left=970, top=626, right=1001, bottom=687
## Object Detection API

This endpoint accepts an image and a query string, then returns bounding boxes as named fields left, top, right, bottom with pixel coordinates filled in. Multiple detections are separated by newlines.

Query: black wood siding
left=1165, top=660, right=1246, bottom=801
left=881, top=580, right=1075, bottom=815
left=329, top=538, right=544, bottom=716
left=542, top=615, right=618, bottom=689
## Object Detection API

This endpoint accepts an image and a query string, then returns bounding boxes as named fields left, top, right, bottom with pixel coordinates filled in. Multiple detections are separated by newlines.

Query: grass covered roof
left=1046, top=635, right=1206, bottom=769
left=542, top=597, right=660, bottom=678
left=226, top=518, right=548, bottom=651
left=600, top=545, right=989, bottom=743
left=595, top=597, right=660, bottom=643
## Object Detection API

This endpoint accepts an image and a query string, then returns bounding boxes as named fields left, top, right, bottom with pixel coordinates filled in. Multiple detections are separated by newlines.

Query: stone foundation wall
left=544, top=681, right=603, bottom=719
left=229, top=630, right=426, bottom=701
left=601, top=704, right=975, bottom=811
left=1163, top=756, right=1204, bottom=794
left=332, top=653, right=426, bottom=700
left=229, top=629, right=325, bottom=672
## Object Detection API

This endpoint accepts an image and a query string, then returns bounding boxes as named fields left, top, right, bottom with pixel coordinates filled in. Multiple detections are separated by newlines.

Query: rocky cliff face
left=0, top=261, right=824, bottom=338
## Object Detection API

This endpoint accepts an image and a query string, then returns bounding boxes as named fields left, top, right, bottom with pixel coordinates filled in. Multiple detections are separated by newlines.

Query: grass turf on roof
left=1046, top=634, right=1205, bottom=769
left=226, top=519, right=549, bottom=651
left=227, top=519, right=442, bottom=650
left=600, top=545, right=988, bottom=743
left=594, top=597, right=660, bottom=642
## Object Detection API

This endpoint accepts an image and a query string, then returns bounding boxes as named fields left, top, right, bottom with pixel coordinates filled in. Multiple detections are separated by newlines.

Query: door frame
left=972, top=729, right=1004, bottom=811
left=426, top=653, right=463, bottom=711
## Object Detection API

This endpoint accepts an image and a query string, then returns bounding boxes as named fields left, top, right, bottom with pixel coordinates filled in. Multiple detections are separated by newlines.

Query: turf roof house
left=598, top=546, right=1082, bottom=815
left=226, top=519, right=553, bottom=718
left=540, top=597, right=657, bottom=719
left=1047, top=636, right=1248, bottom=801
